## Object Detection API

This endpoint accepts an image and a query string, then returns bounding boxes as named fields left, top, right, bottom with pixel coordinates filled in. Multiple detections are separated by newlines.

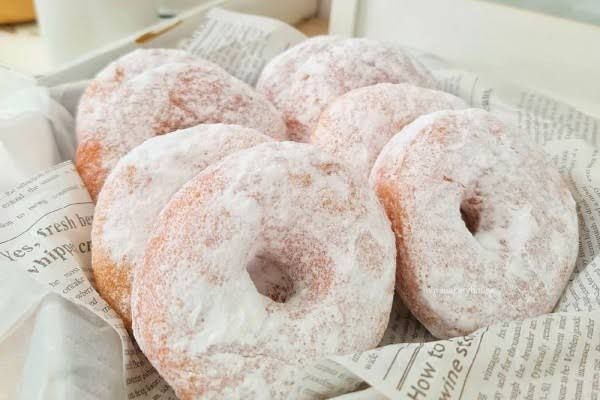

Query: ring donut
left=132, top=142, right=396, bottom=399
left=76, top=60, right=286, bottom=199
left=257, top=36, right=436, bottom=142
left=77, top=49, right=201, bottom=142
left=370, top=108, right=578, bottom=338
left=311, top=83, right=467, bottom=176
left=92, top=124, right=272, bottom=327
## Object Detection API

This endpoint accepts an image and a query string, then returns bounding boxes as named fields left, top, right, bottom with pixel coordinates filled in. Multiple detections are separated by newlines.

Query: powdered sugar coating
left=370, top=109, right=578, bottom=339
left=75, top=62, right=287, bottom=200
left=77, top=49, right=202, bottom=142
left=132, top=142, right=396, bottom=399
left=92, top=124, right=272, bottom=327
left=256, top=36, right=437, bottom=142
left=311, top=83, right=467, bottom=176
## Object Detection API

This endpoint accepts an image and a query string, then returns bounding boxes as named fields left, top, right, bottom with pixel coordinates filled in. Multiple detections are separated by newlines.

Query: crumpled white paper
left=0, top=86, right=76, bottom=191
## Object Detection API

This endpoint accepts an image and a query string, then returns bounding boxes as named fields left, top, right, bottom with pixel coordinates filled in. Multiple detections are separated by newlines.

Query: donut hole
left=246, top=254, right=295, bottom=303
left=460, top=196, right=482, bottom=234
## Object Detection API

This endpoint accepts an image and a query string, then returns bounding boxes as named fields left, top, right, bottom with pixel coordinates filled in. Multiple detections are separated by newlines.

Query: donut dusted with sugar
left=132, top=142, right=396, bottom=399
left=92, top=124, right=272, bottom=328
left=311, top=83, right=467, bottom=176
left=77, top=49, right=201, bottom=142
left=257, top=36, right=437, bottom=142
left=76, top=59, right=286, bottom=199
left=370, top=108, right=578, bottom=339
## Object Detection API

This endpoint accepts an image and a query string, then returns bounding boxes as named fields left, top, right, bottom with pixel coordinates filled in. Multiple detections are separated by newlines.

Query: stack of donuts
left=76, top=37, right=578, bottom=400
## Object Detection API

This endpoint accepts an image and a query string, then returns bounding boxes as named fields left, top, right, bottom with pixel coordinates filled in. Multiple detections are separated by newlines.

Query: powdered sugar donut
left=312, top=83, right=467, bottom=176
left=257, top=36, right=436, bottom=142
left=75, top=62, right=286, bottom=200
left=77, top=49, right=202, bottom=141
left=370, top=109, right=578, bottom=339
left=132, top=142, right=396, bottom=399
left=92, top=124, right=272, bottom=327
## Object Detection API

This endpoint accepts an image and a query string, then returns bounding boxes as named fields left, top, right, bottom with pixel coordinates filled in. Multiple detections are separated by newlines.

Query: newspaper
left=182, top=7, right=306, bottom=85
left=1, top=7, right=599, bottom=400
left=0, top=163, right=177, bottom=400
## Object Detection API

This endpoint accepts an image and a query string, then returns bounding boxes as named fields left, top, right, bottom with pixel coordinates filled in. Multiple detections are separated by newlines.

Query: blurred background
left=0, top=0, right=598, bottom=115
left=0, top=0, right=330, bottom=74
left=488, top=0, right=600, bottom=25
